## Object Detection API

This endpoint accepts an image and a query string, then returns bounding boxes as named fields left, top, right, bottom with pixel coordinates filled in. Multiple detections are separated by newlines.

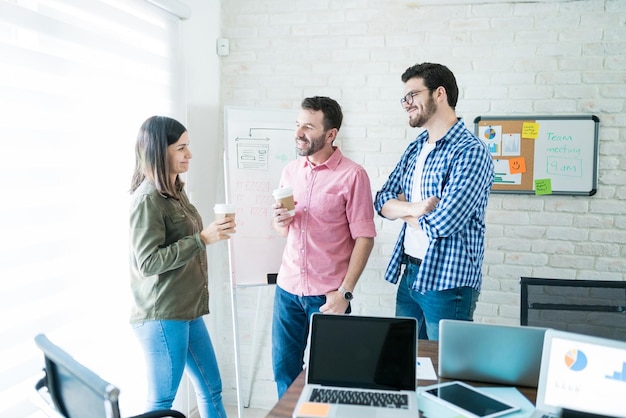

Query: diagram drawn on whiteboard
left=235, top=137, right=270, bottom=170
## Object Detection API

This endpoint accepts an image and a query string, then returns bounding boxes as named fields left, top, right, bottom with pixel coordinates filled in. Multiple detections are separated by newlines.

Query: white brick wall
left=212, top=0, right=626, bottom=409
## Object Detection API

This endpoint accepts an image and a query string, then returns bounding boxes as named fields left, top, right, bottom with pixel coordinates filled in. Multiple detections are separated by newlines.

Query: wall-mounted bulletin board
left=474, top=115, right=599, bottom=196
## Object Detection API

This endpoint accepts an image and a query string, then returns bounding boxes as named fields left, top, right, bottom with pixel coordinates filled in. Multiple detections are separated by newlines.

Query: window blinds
left=0, top=0, right=187, bottom=416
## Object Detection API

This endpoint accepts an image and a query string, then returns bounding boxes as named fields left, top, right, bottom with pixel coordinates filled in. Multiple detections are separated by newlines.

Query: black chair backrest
left=520, top=277, right=626, bottom=341
left=35, top=334, right=121, bottom=418
left=34, top=334, right=186, bottom=418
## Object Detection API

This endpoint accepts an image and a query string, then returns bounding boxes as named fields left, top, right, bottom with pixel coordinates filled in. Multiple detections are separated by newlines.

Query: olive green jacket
left=129, top=181, right=209, bottom=322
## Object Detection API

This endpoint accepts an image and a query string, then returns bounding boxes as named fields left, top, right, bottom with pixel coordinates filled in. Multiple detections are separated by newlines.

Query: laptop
left=531, top=329, right=626, bottom=418
left=292, top=314, right=418, bottom=418
left=439, top=320, right=547, bottom=387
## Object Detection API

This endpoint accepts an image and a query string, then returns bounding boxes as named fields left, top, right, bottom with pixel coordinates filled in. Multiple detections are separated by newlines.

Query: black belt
left=404, top=254, right=422, bottom=265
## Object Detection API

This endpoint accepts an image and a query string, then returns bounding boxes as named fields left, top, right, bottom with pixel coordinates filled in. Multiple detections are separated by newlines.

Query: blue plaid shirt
left=375, top=119, right=494, bottom=293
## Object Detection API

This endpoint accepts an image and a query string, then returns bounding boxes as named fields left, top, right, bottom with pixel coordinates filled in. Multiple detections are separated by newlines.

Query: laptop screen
left=540, top=332, right=626, bottom=416
left=307, top=314, right=416, bottom=391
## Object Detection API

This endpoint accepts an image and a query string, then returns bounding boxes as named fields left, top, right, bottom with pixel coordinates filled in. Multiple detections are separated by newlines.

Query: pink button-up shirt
left=276, top=148, right=376, bottom=296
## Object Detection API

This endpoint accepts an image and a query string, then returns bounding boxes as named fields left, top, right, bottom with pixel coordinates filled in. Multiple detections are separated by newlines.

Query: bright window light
left=0, top=0, right=186, bottom=416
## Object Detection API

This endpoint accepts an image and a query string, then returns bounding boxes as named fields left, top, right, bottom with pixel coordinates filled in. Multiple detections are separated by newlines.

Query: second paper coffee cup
left=213, top=203, right=236, bottom=220
left=272, top=187, right=295, bottom=216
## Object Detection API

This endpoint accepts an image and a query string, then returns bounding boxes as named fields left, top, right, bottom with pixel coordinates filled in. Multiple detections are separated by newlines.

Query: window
left=0, top=0, right=188, bottom=415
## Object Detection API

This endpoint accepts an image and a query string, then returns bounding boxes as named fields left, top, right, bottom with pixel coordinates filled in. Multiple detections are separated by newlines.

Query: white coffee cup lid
left=214, top=203, right=236, bottom=213
left=272, top=187, right=293, bottom=199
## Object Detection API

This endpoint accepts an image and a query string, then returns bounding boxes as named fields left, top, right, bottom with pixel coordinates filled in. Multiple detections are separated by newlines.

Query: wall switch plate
left=216, top=38, right=229, bottom=56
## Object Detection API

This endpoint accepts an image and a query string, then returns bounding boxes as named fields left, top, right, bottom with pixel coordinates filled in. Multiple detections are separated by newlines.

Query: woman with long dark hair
left=129, top=116, right=233, bottom=418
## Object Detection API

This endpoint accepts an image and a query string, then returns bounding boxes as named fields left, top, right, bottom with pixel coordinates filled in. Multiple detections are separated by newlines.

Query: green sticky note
left=535, top=178, right=552, bottom=195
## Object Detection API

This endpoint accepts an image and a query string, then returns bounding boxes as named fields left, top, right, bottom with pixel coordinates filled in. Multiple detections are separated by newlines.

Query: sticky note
left=508, top=157, right=526, bottom=174
left=535, top=178, right=552, bottom=195
left=522, top=122, right=539, bottom=139
left=296, top=402, right=331, bottom=417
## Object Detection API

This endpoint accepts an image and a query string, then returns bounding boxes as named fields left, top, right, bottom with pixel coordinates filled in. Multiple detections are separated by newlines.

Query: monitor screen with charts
left=533, top=329, right=626, bottom=418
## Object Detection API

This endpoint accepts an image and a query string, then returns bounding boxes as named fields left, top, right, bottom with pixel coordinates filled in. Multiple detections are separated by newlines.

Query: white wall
left=180, top=1, right=230, bottom=415
left=183, top=0, right=626, bottom=411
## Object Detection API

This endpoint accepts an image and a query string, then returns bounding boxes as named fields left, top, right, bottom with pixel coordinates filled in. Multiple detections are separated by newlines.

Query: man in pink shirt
left=271, top=96, right=376, bottom=398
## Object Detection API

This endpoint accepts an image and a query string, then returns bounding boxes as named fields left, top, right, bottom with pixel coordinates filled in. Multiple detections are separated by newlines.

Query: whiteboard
left=223, top=106, right=296, bottom=287
left=474, top=115, right=599, bottom=195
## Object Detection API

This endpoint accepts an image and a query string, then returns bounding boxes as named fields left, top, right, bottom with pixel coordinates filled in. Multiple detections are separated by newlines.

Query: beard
left=296, top=132, right=326, bottom=157
left=408, top=96, right=437, bottom=128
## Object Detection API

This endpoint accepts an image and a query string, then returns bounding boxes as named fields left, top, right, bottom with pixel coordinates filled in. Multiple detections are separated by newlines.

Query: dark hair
left=130, top=115, right=187, bottom=198
left=301, top=96, right=343, bottom=132
left=401, top=62, right=459, bottom=108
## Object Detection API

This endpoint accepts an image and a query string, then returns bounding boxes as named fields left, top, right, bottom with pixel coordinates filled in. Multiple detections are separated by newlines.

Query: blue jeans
left=132, top=318, right=227, bottom=418
left=396, top=261, right=479, bottom=340
left=272, top=286, right=351, bottom=398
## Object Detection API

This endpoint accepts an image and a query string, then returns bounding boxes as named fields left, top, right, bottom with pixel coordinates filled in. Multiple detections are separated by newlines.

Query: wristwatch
left=338, top=286, right=354, bottom=301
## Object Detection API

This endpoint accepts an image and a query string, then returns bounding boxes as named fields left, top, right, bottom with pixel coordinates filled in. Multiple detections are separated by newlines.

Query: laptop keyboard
left=309, top=388, right=409, bottom=409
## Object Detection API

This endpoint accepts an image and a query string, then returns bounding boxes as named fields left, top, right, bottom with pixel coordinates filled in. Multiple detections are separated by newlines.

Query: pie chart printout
left=565, top=349, right=588, bottom=371
left=483, top=127, right=497, bottom=140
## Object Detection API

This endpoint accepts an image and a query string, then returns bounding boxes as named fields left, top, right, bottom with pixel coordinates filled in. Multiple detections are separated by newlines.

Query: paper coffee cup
left=273, top=187, right=295, bottom=216
left=214, top=203, right=236, bottom=220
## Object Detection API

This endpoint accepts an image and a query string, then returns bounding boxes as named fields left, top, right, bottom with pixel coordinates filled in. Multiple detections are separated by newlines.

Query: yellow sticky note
left=296, top=402, right=331, bottom=417
left=522, top=122, right=539, bottom=139
left=535, top=178, right=552, bottom=195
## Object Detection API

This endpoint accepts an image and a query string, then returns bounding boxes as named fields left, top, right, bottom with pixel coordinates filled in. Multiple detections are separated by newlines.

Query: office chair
left=520, top=277, right=626, bottom=341
left=34, top=334, right=186, bottom=418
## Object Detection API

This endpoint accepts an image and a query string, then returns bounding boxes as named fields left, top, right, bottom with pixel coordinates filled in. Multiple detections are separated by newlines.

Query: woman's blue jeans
left=132, top=318, right=227, bottom=418
left=396, top=261, right=479, bottom=340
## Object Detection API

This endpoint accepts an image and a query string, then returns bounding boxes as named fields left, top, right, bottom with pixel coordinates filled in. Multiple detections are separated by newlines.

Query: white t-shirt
left=403, top=142, right=436, bottom=259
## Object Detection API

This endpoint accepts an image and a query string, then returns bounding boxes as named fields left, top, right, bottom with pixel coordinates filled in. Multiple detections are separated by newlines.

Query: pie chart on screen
left=565, top=349, right=588, bottom=371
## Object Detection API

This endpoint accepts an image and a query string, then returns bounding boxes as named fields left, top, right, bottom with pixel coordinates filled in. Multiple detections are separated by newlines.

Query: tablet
left=419, top=381, right=521, bottom=418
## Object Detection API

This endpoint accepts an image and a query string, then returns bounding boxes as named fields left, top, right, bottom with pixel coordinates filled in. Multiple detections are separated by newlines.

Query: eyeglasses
left=400, top=89, right=429, bottom=107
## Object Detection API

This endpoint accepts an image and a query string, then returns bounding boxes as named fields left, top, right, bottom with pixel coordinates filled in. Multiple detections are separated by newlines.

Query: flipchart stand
left=228, top=275, right=274, bottom=418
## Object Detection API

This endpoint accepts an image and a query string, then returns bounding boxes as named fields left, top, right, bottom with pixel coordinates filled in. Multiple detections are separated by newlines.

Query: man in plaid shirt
left=375, top=62, right=494, bottom=340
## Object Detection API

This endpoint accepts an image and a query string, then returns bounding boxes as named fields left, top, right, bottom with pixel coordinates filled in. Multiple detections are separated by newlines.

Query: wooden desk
left=267, top=339, right=537, bottom=417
